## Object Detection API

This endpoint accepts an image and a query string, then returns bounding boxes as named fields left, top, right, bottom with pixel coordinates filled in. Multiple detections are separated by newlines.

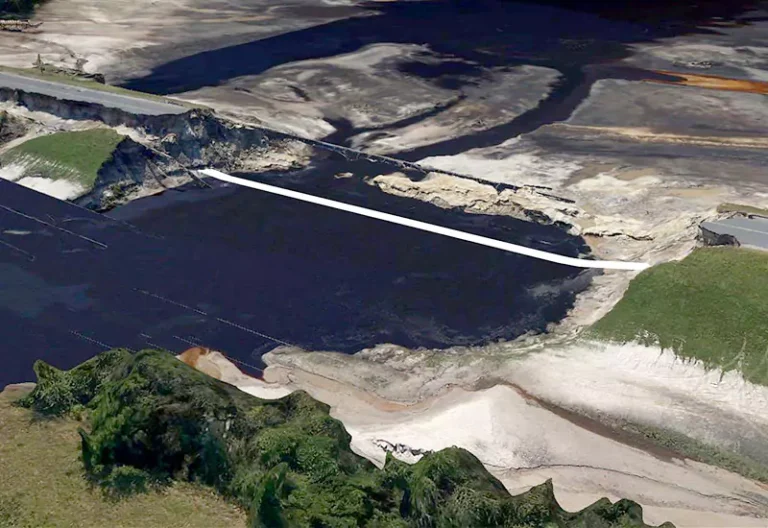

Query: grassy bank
left=15, top=349, right=671, bottom=528
left=0, top=110, right=26, bottom=146
left=591, top=247, right=768, bottom=386
left=0, top=385, right=247, bottom=528
left=2, top=129, right=124, bottom=189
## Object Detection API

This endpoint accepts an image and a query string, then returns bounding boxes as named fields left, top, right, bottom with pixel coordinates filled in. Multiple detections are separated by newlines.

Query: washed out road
left=0, top=71, right=187, bottom=116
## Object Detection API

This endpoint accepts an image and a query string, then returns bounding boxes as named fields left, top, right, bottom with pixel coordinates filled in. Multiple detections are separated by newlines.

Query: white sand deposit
left=13, top=176, right=86, bottom=200
left=0, top=164, right=86, bottom=200
left=179, top=342, right=768, bottom=528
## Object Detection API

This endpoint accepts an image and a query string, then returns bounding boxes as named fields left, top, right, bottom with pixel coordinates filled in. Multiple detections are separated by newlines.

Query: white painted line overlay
left=200, top=169, right=650, bottom=271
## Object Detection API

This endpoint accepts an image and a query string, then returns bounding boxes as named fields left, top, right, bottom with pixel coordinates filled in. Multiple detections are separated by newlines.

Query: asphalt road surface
left=0, top=71, right=187, bottom=116
left=702, top=217, right=768, bottom=249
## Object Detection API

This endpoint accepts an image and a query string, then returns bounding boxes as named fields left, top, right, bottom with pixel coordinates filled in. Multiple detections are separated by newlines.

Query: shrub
left=24, top=350, right=671, bottom=528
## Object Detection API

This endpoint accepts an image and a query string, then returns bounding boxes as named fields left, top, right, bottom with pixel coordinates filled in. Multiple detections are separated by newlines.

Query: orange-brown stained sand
left=178, top=346, right=222, bottom=379
left=647, top=70, right=768, bottom=95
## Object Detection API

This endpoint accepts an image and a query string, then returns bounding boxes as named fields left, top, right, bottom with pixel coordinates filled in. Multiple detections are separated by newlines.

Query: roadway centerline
left=199, top=169, right=650, bottom=272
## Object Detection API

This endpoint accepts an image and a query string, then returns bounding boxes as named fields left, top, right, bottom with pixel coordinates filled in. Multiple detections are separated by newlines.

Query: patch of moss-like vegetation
left=0, top=380, right=247, bottom=528
left=19, top=350, right=672, bottom=528
left=0, top=110, right=27, bottom=146
left=2, top=129, right=125, bottom=190
left=591, top=247, right=768, bottom=386
left=616, top=420, right=768, bottom=484
left=0, top=0, right=43, bottom=15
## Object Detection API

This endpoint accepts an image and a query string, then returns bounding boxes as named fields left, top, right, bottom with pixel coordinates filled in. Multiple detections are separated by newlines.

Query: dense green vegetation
left=0, top=0, right=42, bottom=16
left=19, top=349, right=671, bottom=528
left=2, top=129, right=124, bottom=189
left=0, top=383, right=247, bottom=528
left=592, top=247, right=768, bottom=386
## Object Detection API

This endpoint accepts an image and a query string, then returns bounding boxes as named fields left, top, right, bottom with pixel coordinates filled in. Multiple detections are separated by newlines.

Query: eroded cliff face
left=73, top=137, right=172, bottom=210
left=0, top=84, right=269, bottom=159
left=0, top=86, right=304, bottom=209
left=372, top=171, right=582, bottom=233
left=148, top=110, right=270, bottom=169
left=0, top=111, right=29, bottom=146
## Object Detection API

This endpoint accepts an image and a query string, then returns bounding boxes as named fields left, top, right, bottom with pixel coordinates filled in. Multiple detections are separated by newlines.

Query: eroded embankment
left=1, top=86, right=269, bottom=162
left=0, top=85, right=308, bottom=209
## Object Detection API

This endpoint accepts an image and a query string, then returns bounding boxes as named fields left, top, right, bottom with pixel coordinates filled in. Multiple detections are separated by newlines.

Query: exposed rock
left=35, top=63, right=106, bottom=84
left=0, top=85, right=269, bottom=166
left=371, top=171, right=581, bottom=234
left=0, top=110, right=28, bottom=146
left=374, top=438, right=433, bottom=462
left=700, top=225, right=741, bottom=247
left=0, top=382, right=36, bottom=400
left=74, top=136, right=190, bottom=210
left=0, top=20, right=41, bottom=33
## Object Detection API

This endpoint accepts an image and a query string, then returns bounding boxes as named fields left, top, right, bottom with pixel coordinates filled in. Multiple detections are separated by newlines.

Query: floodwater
left=0, top=167, right=591, bottom=386
left=121, top=0, right=747, bottom=96
left=119, top=0, right=754, bottom=157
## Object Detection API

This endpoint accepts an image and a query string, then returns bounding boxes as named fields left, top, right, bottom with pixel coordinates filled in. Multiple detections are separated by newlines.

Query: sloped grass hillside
left=591, top=247, right=768, bottom=386
left=0, top=384, right=247, bottom=528
left=1, top=129, right=124, bottom=197
left=17, top=349, right=673, bottom=528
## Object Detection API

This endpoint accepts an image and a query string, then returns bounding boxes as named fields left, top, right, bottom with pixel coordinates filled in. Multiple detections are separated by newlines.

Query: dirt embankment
left=0, top=85, right=269, bottom=161
left=0, top=111, right=29, bottom=146
left=0, top=85, right=315, bottom=209
left=74, top=136, right=175, bottom=210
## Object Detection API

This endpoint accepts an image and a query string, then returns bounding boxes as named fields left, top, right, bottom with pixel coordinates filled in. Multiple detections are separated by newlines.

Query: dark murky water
left=122, top=0, right=750, bottom=96
left=8, top=0, right=751, bottom=385
left=0, top=167, right=591, bottom=386
left=119, top=0, right=751, bottom=157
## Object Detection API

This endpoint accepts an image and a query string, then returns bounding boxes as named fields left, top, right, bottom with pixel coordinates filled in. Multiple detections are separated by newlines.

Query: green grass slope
left=2, top=129, right=124, bottom=190
left=16, top=349, right=673, bottom=528
left=591, top=247, right=768, bottom=386
left=0, top=385, right=247, bottom=528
